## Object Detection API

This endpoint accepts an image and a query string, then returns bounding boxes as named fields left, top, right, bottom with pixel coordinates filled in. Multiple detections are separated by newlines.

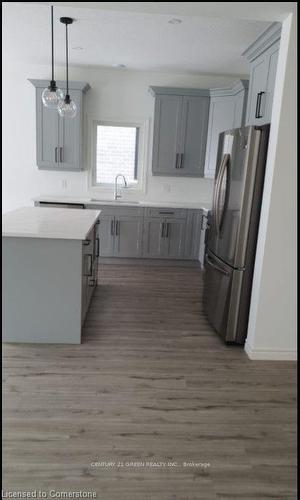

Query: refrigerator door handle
left=205, top=253, right=230, bottom=276
left=216, top=153, right=230, bottom=234
left=213, top=154, right=230, bottom=235
left=212, top=155, right=225, bottom=233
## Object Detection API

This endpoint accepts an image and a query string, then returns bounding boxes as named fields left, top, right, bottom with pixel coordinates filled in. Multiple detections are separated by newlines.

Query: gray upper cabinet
left=204, top=80, right=248, bottom=179
left=152, top=94, right=182, bottom=175
left=150, top=87, right=210, bottom=177
left=29, top=79, right=90, bottom=171
left=243, top=22, right=281, bottom=126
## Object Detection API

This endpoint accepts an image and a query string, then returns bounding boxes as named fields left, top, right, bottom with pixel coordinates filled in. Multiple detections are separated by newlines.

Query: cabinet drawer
left=144, top=207, right=187, bottom=219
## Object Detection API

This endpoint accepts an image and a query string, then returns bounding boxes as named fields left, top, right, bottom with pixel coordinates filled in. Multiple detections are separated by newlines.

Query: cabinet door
left=246, top=54, right=269, bottom=126
left=180, top=96, right=210, bottom=176
left=204, top=96, right=236, bottom=179
left=152, top=95, right=183, bottom=175
left=232, top=90, right=247, bottom=128
left=58, top=90, right=82, bottom=171
left=164, top=218, right=186, bottom=259
left=142, top=218, right=165, bottom=258
left=264, top=43, right=279, bottom=124
left=36, top=87, right=59, bottom=169
left=114, top=216, right=143, bottom=258
left=98, top=216, right=115, bottom=257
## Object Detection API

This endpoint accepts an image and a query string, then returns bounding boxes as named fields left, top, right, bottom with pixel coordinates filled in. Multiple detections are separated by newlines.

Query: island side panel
left=3, top=237, right=83, bottom=344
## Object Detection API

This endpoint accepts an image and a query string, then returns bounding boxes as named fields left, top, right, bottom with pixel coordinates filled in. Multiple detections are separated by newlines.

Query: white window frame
left=89, top=118, right=149, bottom=195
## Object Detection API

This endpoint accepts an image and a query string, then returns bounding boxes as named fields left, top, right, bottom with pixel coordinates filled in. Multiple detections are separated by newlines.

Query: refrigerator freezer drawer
left=203, top=250, right=244, bottom=343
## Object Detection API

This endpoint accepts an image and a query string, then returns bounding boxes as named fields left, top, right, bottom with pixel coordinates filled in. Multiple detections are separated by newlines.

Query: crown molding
left=149, top=86, right=210, bottom=97
left=29, top=79, right=91, bottom=92
left=242, top=22, right=282, bottom=62
left=209, top=79, right=249, bottom=97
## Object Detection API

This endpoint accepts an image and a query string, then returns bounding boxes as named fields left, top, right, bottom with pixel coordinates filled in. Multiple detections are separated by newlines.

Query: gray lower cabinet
left=114, top=216, right=143, bottom=257
left=29, top=79, right=90, bottom=171
left=82, top=222, right=99, bottom=324
left=243, top=23, right=281, bottom=126
left=142, top=218, right=165, bottom=258
left=150, top=87, right=210, bottom=177
left=37, top=201, right=205, bottom=261
left=142, top=208, right=187, bottom=259
left=97, top=208, right=143, bottom=258
left=142, top=218, right=186, bottom=259
left=98, top=215, right=115, bottom=257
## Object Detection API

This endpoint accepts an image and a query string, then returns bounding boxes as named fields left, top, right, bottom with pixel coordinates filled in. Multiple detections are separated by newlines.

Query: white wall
left=2, top=58, right=242, bottom=213
left=245, top=12, right=297, bottom=360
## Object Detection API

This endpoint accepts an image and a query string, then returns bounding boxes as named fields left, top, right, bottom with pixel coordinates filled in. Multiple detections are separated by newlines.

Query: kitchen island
left=2, top=207, right=101, bottom=344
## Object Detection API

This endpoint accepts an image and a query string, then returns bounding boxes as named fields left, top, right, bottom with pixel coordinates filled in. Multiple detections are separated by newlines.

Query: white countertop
left=2, top=207, right=101, bottom=240
left=32, top=195, right=211, bottom=212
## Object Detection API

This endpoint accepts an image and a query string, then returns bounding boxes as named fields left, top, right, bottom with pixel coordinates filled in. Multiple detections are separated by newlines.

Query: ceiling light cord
left=51, top=5, right=54, bottom=82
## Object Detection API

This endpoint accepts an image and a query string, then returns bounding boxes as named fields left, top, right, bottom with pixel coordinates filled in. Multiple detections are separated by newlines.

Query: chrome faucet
left=114, top=174, right=127, bottom=200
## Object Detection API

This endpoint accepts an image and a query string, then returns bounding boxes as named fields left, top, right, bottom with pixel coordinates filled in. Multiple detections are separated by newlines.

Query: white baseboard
left=244, top=340, right=297, bottom=361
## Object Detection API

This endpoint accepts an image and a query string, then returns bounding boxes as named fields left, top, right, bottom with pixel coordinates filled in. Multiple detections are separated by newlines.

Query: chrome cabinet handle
left=88, top=279, right=97, bottom=287
left=110, top=220, right=115, bottom=236
left=159, top=211, right=174, bottom=215
left=60, top=147, right=63, bottom=163
left=205, top=253, right=229, bottom=276
left=115, top=220, right=120, bottom=236
left=175, top=153, right=180, bottom=169
left=83, top=239, right=91, bottom=246
left=84, top=254, right=93, bottom=276
left=55, top=147, right=58, bottom=163
left=95, top=237, right=100, bottom=257
left=161, top=222, right=165, bottom=238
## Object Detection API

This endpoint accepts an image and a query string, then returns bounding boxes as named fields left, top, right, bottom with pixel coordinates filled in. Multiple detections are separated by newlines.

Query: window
left=94, top=124, right=139, bottom=185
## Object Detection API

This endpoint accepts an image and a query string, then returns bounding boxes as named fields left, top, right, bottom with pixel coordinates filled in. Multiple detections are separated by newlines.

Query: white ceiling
left=3, top=3, right=274, bottom=75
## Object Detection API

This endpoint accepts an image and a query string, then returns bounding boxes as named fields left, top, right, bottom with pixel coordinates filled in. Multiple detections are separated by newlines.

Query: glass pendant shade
left=42, top=84, right=64, bottom=109
left=57, top=95, right=77, bottom=118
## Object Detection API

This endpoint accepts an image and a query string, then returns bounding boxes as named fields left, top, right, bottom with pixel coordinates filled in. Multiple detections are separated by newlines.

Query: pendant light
left=42, top=6, right=64, bottom=108
left=57, top=17, right=77, bottom=118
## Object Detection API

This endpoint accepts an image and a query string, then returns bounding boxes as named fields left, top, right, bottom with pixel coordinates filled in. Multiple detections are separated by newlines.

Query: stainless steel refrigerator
left=203, top=124, right=270, bottom=344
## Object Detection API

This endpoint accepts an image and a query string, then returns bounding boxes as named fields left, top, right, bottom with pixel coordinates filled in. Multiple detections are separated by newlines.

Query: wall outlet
left=162, top=183, right=171, bottom=193
left=62, top=179, right=67, bottom=190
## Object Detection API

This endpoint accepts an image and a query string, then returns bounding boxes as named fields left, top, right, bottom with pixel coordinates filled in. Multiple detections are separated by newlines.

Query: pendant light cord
left=51, top=5, right=54, bottom=82
left=65, top=22, right=69, bottom=97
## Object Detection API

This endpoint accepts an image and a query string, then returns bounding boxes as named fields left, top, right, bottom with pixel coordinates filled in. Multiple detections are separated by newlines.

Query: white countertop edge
left=32, top=195, right=212, bottom=211
left=2, top=207, right=101, bottom=240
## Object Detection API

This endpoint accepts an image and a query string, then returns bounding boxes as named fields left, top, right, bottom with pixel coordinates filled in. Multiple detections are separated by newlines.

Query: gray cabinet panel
left=204, top=81, right=248, bottom=179
left=246, top=55, right=269, bottom=126
left=164, top=218, right=186, bottom=259
left=180, top=96, right=210, bottom=176
left=152, top=95, right=182, bottom=175
left=151, top=88, right=210, bottom=177
left=36, top=87, right=59, bottom=168
left=265, top=44, right=279, bottom=123
left=245, top=38, right=280, bottom=126
left=30, top=80, right=89, bottom=171
left=58, top=90, right=82, bottom=170
left=142, top=218, right=165, bottom=258
left=184, top=210, right=202, bottom=259
left=99, top=216, right=115, bottom=257
left=114, top=216, right=143, bottom=258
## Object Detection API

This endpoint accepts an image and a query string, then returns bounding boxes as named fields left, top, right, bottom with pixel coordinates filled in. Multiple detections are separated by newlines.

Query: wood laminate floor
left=2, top=261, right=297, bottom=499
